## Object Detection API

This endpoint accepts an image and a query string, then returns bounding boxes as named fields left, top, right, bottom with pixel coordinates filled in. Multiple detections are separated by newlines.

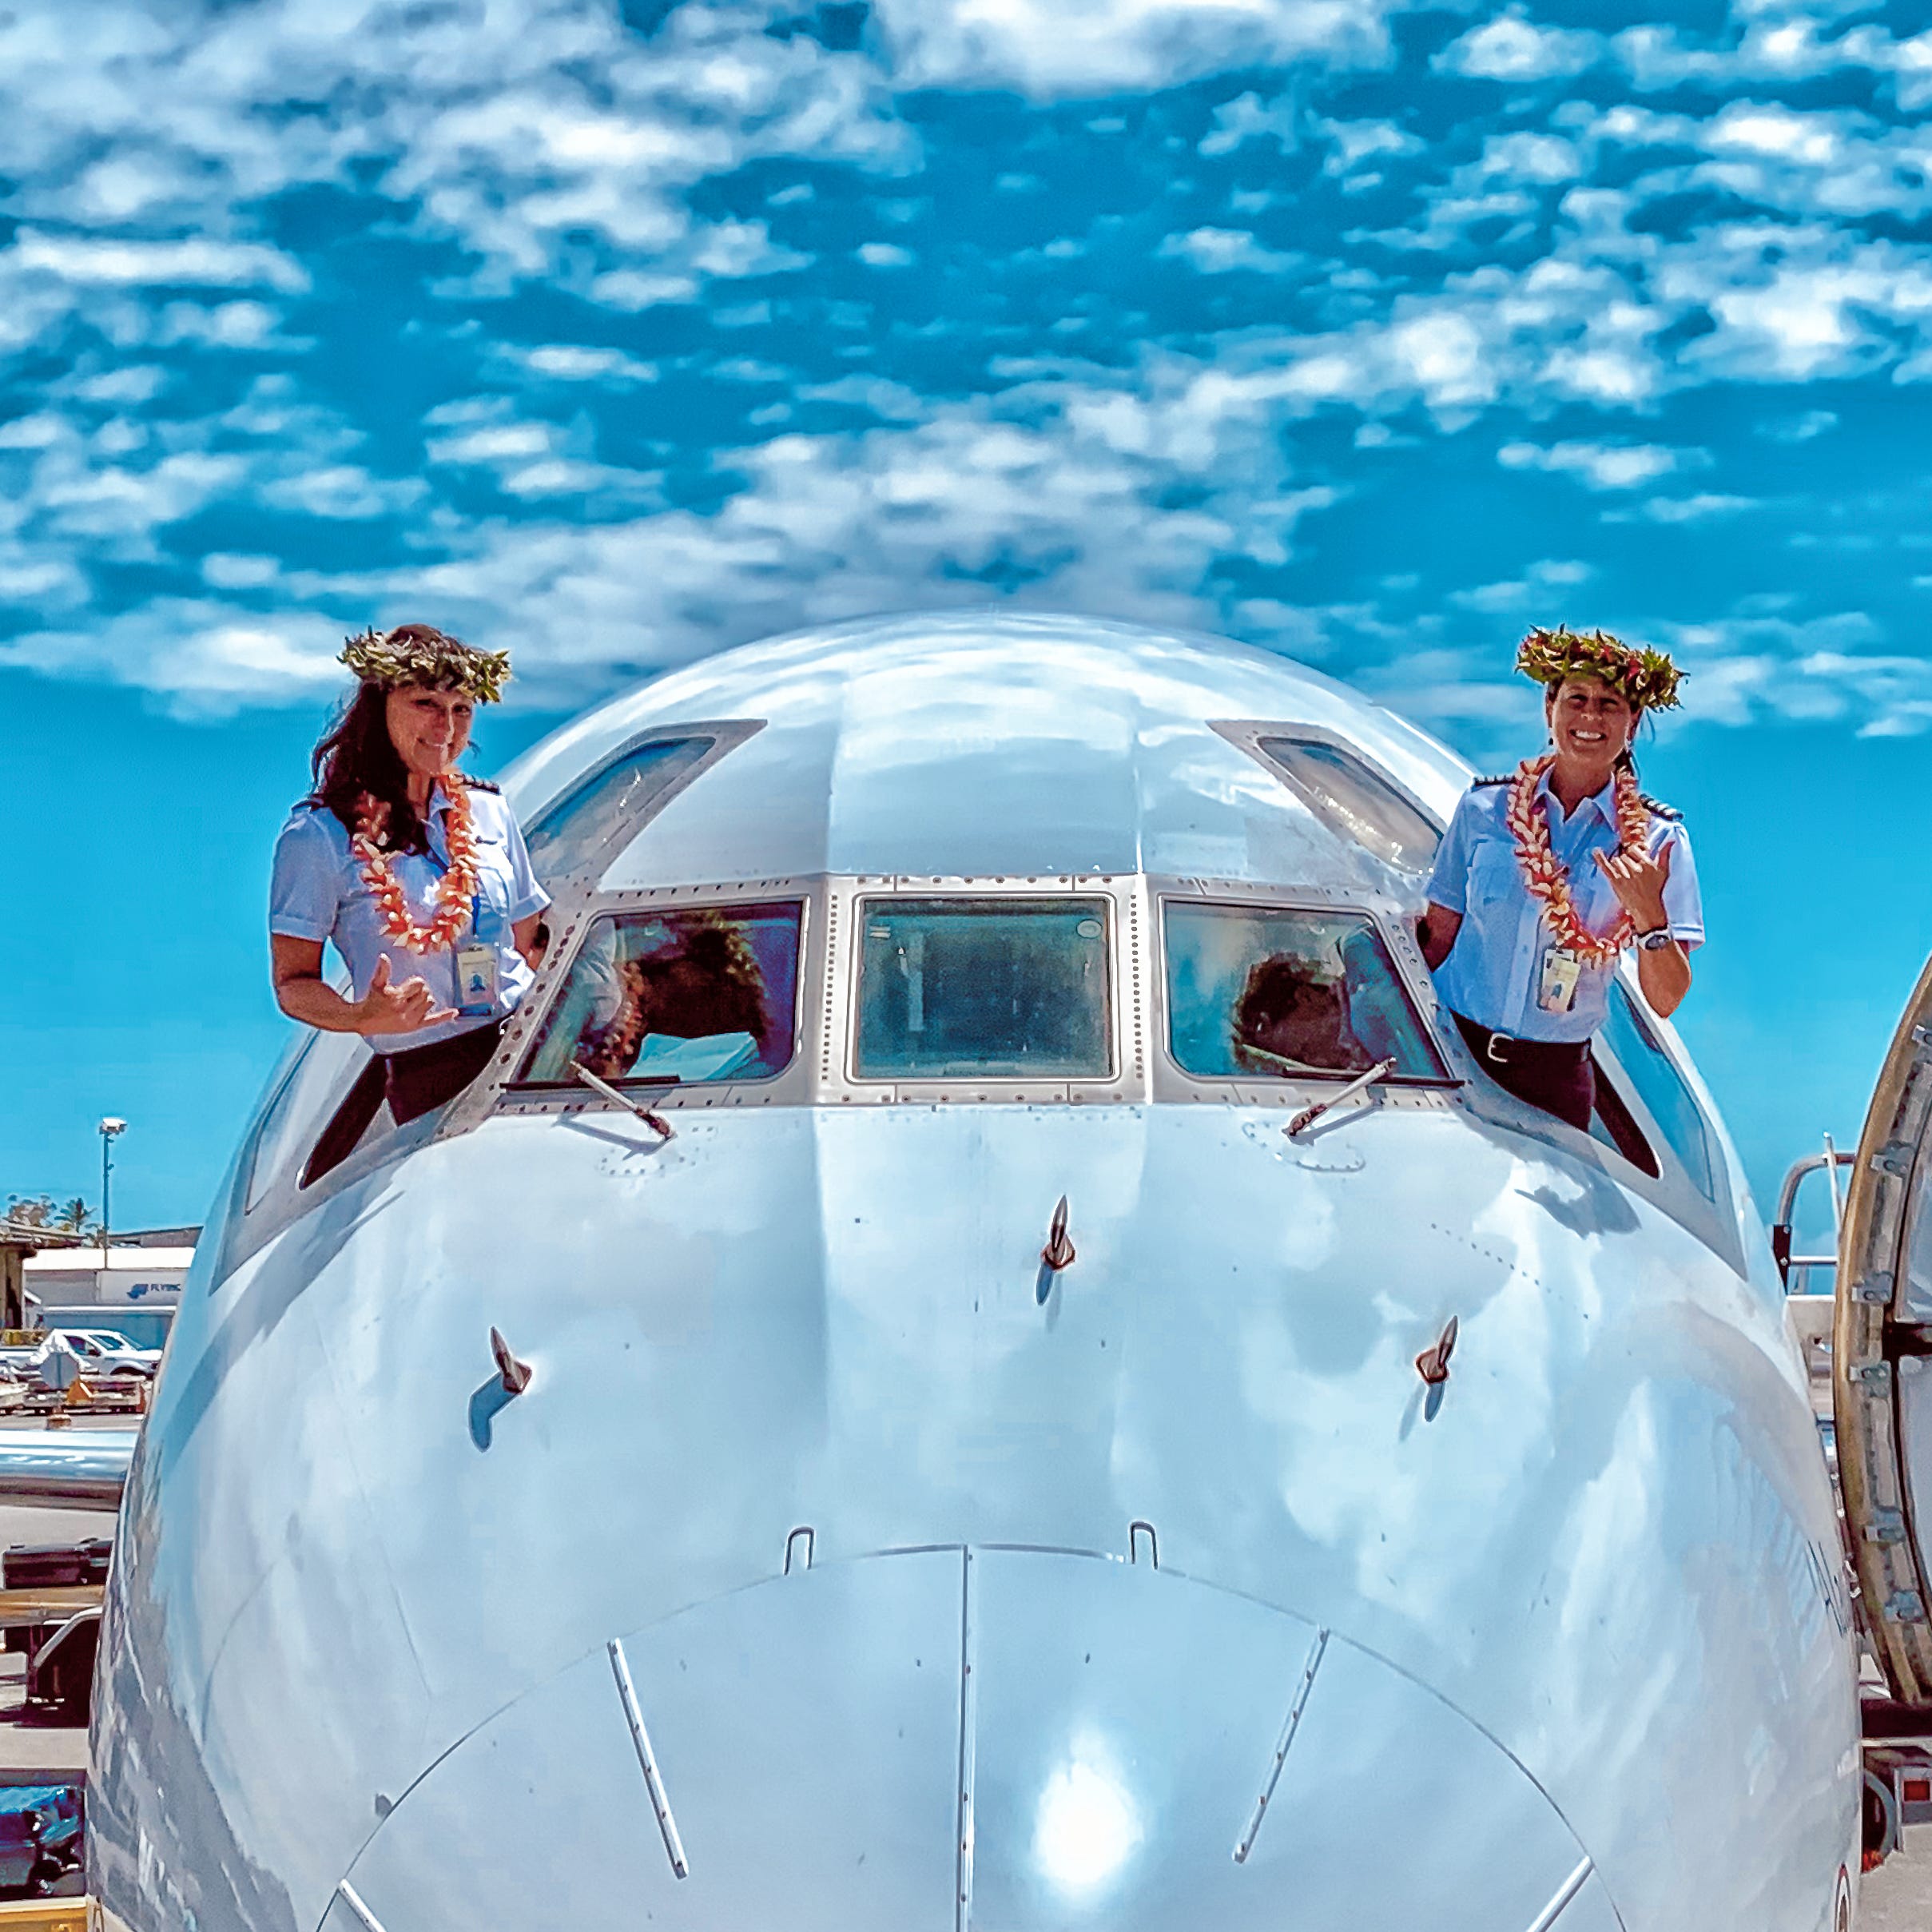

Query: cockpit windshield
left=518, top=901, right=803, bottom=1087
left=1164, top=901, right=1445, bottom=1082
left=853, top=898, right=1112, bottom=1080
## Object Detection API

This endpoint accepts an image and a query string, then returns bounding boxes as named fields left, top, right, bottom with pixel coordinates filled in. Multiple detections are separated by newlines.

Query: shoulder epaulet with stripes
left=460, top=777, right=503, bottom=794
left=1471, top=774, right=1512, bottom=788
left=1640, top=793, right=1682, bottom=822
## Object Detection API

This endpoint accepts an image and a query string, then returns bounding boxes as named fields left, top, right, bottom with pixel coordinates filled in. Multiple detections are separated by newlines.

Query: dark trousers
left=301, top=1020, right=504, bottom=1189
left=1452, top=1013, right=1595, bottom=1133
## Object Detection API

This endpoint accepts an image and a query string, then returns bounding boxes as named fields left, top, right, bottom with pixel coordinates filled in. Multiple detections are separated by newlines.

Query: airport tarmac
left=1864, top=1827, right=1932, bottom=1925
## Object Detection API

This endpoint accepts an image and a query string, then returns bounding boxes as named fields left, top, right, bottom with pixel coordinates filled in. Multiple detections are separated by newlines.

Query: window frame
left=846, top=891, right=1119, bottom=1091
left=1586, top=975, right=1739, bottom=1251
left=504, top=894, right=813, bottom=1098
left=826, top=877, right=1138, bottom=1104
left=1598, top=977, right=1722, bottom=1204
left=1152, top=888, right=1460, bottom=1101
left=517, top=718, right=765, bottom=893
left=1210, top=720, right=1449, bottom=877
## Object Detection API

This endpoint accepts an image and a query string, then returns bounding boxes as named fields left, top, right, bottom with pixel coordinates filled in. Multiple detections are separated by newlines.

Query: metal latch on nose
left=1037, top=1195, right=1077, bottom=1304
left=1042, top=1195, right=1076, bottom=1271
left=1415, top=1315, right=1458, bottom=1387
left=490, top=1327, right=534, bottom=1396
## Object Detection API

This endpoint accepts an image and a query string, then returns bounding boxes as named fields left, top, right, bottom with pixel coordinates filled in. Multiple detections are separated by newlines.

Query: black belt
left=1452, top=1013, right=1589, bottom=1072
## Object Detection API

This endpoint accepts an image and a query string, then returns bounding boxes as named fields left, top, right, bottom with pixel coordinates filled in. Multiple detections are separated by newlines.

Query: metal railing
left=1772, top=1135, right=1855, bottom=1294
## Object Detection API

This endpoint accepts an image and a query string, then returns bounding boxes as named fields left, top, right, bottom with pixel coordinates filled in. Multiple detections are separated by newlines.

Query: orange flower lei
left=1505, top=753, right=1654, bottom=968
left=351, top=780, right=482, bottom=954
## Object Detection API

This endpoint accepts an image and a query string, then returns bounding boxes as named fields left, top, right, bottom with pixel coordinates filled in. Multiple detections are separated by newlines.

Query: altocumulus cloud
left=1, top=0, right=1931, bottom=744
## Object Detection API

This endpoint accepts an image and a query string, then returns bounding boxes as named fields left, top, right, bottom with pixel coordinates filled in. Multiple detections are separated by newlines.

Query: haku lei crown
left=340, top=623, right=511, bottom=703
left=1516, top=626, right=1683, bottom=713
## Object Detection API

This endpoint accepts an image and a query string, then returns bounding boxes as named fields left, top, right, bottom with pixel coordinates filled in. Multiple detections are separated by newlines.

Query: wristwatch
left=1637, top=927, right=1674, bottom=951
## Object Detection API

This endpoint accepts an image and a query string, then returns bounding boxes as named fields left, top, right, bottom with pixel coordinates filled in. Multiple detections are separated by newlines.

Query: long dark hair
left=305, top=683, right=432, bottom=852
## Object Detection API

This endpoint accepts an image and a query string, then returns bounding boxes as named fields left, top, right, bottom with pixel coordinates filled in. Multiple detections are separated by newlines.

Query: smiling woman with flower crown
left=268, top=623, right=550, bottom=1181
left=1418, top=626, right=1702, bottom=1134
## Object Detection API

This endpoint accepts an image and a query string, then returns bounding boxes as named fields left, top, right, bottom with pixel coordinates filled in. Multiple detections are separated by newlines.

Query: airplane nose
left=324, top=1548, right=1618, bottom=1932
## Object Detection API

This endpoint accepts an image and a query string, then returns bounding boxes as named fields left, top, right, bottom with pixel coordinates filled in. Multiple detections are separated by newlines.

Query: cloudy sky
left=4, top=0, right=1930, bottom=1230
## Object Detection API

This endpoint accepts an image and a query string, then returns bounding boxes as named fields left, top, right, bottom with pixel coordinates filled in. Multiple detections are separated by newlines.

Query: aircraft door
left=1836, top=952, right=1932, bottom=1706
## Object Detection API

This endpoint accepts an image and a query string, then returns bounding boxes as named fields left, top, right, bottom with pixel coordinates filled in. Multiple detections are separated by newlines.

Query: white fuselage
left=90, top=615, right=1858, bottom=1932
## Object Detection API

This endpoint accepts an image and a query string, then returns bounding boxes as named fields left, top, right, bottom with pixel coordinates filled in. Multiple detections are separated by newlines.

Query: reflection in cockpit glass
left=518, top=903, right=802, bottom=1086
left=1254, top=737, right=1441, bottom=874
left=855, top=899, right=1112, bottom=1080
left=1165, top=902, right=1445, bottom=1082
left=522, top=735, right=716, bottom=885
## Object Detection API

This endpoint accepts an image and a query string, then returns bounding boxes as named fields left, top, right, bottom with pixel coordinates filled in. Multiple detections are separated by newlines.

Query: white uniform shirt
left=1425, top=769, right=1703, bottom=1044
left=268, top=783, right=551, bottom=1054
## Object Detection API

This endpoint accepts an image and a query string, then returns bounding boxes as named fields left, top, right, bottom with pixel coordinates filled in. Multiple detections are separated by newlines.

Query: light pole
left=98, top=1118, right=126, bottom=1265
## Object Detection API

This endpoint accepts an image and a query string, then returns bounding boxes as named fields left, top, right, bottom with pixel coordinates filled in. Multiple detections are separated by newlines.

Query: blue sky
left=3, top=0, right=1930, bottom=1233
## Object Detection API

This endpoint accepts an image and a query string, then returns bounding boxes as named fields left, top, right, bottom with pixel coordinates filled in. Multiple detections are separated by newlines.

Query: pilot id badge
left=1537, top=945, right=1584, bottom=1015
left=455, top=896, right=499, bottom=1018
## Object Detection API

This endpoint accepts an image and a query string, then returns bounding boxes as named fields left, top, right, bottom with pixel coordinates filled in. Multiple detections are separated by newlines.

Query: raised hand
left=1593, top=837, right=1672, bottom=931
left=354, top=954, right=456, bottom=1036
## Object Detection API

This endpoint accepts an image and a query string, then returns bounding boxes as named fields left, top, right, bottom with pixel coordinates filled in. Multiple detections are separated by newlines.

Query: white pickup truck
left=0, top=1329, right=162, bottom=1382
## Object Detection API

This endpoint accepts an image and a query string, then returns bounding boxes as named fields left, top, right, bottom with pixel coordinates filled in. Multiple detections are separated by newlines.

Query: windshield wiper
left=1285, top=1056, right=1397, bottom=1139
left=567, top=1059, right=674, bottom=1141
left=1238, top=1043, right=1332, bottom=1078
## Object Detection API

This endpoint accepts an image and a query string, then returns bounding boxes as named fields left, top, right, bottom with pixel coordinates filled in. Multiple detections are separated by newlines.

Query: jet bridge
left=1833, top=949, right=1932, bottom=1703
left=1811, top=950, right=1932, bottom=1861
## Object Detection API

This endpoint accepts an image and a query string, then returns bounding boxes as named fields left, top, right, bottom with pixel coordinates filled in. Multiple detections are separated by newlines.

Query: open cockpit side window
left=1163, top=900, right=1449, bottom=1083
left=515, top=901, right=805, bottom=1088
left=1587, top=1055, right=1662, bottom=1179
left=853, top=898, right=1113, bottom=1081
left=521, top=722, right=763, bottom=889
left=1597, top=979, right=1719, bottom=1203
left=244, top=1022, right=376, bottom=1207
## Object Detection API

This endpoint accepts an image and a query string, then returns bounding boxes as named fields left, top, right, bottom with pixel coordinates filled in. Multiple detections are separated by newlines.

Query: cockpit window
left=1254, top=736, right=1441, bottom=873
left=1164, top=901, right=1447, bottom=1082
left=523, top=735, right=718, bottom=885
left=517, top=901, right=803, bottom=1087
left=1600, top=980, right=1718, bottom=1201
left=244, top=1028, right=369, bottom=1209
left=854, top=899, right=1112, bottom=1080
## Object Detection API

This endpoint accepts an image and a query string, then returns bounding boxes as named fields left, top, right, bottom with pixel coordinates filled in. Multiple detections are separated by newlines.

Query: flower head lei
left=1515, top=624, right=1683, bottom=712
left=338, top=623, right=505, bottom=953
left=340, top=622, right=511, bottom=704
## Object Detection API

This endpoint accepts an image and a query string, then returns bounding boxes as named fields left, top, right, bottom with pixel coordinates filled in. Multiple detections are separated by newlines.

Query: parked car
left=0, top=1329, right=161, bottom=1386
left=33, top=1331, right=161, bottom=1381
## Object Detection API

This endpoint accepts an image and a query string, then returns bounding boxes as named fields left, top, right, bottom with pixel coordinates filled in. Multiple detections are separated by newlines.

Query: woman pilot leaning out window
left=268, top=624, right=551, bottom=1182
left=1419, top=625, right=1702, bottom=1134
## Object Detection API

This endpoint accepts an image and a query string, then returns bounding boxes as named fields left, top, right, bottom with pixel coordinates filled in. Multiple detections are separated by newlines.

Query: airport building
left=12, top=1229, right=195, bottom=1349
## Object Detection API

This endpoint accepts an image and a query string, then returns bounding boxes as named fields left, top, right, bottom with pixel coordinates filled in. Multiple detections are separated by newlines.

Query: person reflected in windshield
left=579, top=914, right=771, bottom=1083
left=1231, top=955, right=1374, bottom=1075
